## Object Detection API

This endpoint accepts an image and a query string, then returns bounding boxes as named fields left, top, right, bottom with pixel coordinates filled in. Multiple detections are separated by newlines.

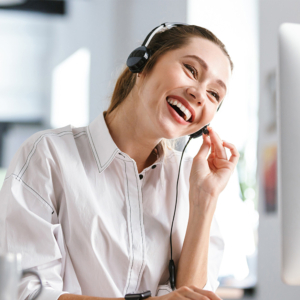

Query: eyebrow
left=183, top=55, right=227, bottom=93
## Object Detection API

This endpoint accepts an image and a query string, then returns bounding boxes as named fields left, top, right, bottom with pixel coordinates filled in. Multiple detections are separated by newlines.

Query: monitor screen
left=278, top=22, right=300, bottom=285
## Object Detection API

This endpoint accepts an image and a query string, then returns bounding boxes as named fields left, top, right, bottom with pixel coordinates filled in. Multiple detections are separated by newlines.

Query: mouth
left=166, top=96, right=194, bottom=123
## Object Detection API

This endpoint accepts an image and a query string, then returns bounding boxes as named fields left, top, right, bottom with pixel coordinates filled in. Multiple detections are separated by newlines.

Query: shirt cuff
left=28, top=288, right=69, bottom=300
left=156, top=283, right=173, bottom=296
left=202, top=278, right=220, bottom=292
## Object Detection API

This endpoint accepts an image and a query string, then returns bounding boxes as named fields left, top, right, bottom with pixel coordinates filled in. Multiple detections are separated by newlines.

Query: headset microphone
left=189, top=124, right=209, bottom=139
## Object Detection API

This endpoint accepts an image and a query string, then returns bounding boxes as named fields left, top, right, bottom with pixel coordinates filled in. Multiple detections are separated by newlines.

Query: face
left=135, top=37, right=231, bottom=140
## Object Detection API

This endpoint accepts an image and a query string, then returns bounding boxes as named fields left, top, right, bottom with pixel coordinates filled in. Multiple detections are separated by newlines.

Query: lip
left=166, top=100, right=190, bottom=125
left=166, top=95, right=195, bottom=123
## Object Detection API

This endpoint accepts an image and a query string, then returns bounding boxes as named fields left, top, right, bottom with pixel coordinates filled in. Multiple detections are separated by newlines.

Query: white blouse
left=0, top=112, right=224, bottom=300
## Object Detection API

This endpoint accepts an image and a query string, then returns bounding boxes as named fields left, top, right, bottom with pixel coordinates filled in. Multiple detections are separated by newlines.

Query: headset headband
left=142, top=22, right=188, bottom=47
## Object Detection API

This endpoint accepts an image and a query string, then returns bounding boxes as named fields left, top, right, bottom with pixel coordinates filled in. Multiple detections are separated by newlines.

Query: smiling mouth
left=166, top=98, right=193, bottom=122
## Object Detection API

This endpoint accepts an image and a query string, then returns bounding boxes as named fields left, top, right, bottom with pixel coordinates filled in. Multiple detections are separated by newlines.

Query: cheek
left=202, top=104, right=217, bottom=124
left=149, top=65, right=186, bottom=92
left=208, top=108, right=217, bottom=123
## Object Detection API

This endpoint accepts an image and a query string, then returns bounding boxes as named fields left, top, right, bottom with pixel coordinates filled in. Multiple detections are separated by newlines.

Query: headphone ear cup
left=126, top=46, right=151, bottom=73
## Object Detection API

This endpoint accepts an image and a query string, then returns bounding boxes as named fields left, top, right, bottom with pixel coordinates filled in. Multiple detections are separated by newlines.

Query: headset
left=126, top=22, right=216, bottom=290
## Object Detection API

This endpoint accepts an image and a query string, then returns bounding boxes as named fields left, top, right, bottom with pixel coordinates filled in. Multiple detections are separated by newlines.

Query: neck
left=104, top=94, right=162, bottom=173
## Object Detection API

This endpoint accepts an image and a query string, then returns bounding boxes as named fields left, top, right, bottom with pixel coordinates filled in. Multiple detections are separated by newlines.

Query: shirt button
left=152, top=165, right=156, bottom=169
left=139, top=174, right=143, bottom=180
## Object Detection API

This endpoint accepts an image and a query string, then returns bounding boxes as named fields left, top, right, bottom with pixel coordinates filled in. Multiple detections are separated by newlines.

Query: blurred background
left=0, top=0, right=299, bottom=299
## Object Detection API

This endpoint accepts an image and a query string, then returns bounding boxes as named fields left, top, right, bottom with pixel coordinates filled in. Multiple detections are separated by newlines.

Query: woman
left=0, top=24, right=239, bottom=300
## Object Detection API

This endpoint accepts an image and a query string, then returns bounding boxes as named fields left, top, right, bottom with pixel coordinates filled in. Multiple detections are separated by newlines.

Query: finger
left=207, top=159, right=217, bottom=172
left=210, top=142, right=215, bottom=158
left=195, top=133, right=211, bottom=159
left=207, top=143, right=216, bottom=170
left=223, top=141, right=240, bottom=166
left=207, top=127, right=226, bottom=159
left=190, top=286, right=222, bottom=300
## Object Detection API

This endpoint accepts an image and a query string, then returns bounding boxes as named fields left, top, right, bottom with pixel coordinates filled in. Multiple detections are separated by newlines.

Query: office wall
left=0, top=11, right=53, bottom=168
left=2, top=0, right=187, bottom=168
left=0, top=11, right=51, bottom=122
left=50, top=0, right=187, bottom=124
left=257, top=0, right=300, bottom=299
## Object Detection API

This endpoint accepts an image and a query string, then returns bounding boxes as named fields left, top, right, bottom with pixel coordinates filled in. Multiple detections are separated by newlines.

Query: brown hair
left=104, top=25, right=233, bottom=153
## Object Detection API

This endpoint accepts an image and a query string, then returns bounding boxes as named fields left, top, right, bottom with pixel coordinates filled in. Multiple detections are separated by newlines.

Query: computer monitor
left=278, top=22, right=300, bottom=285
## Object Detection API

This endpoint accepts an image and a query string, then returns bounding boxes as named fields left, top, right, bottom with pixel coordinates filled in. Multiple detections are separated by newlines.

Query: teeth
left=167, top=97, right=192, bottom=121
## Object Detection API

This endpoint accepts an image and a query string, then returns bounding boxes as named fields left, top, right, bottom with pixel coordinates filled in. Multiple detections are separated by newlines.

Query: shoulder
left=5, top=124, right=87, bottom=179
left=3, top=125, right=89, bottom=216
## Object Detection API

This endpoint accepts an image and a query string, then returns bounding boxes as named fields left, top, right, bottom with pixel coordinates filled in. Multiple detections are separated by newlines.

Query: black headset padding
left=127, top=23, right=189, bottom=74
left=126, top=25, right=161, bottom=73
left=126, top=46, right=152, bottom=73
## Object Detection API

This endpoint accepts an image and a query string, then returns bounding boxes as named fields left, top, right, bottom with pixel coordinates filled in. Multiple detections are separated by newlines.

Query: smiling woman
left=0, top=23, right=239, bottom=300
left=104, top=25, right=233, bottom=176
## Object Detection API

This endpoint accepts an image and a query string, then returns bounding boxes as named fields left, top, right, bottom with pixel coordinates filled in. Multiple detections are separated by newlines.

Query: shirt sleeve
left=155, top=214, right=224, bottom=296
left=156, top=282, right=173, bottom=296
left=0, top=166, right=68, bottom=300
left=202, top=214, right=224, bottom=292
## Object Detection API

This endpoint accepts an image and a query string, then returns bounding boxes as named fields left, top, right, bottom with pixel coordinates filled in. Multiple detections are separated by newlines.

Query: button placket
left=124, top=160, right=146, bottom=294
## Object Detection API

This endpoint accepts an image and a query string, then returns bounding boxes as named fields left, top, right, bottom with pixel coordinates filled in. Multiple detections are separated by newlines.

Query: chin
left=157, top=117, right=185, bottom=139
left=161, top=127, right=183, bottom=140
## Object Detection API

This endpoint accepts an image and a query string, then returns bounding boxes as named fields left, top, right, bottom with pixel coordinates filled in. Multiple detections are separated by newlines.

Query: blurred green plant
left=237, top=148, right=258, bottom=209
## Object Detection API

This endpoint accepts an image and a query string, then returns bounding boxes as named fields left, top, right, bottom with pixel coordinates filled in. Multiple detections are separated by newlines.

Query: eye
left=208, top=91, right=220, bottom=102
left=184, top=64, right=198, bottom=79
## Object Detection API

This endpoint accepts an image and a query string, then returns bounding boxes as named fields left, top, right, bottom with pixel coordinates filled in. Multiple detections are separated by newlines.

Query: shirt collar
left=87, top=112, right=119, bottom=173
left=87, top=112, right=166, bottom=173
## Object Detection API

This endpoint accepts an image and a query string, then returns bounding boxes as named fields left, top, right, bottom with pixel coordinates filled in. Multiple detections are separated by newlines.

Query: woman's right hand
left=155, top=286, right=222, bottom=300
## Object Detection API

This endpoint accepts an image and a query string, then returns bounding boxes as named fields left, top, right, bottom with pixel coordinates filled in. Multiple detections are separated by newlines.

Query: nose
left=186, top=86, right=205, bottom=106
